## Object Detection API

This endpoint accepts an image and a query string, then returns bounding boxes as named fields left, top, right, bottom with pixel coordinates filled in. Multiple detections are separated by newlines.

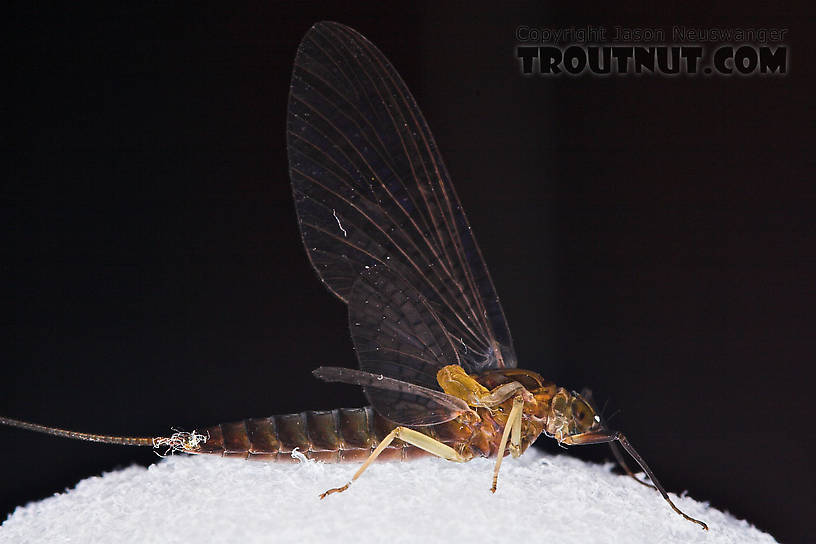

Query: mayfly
left=1, top=22, right=706, bottom=530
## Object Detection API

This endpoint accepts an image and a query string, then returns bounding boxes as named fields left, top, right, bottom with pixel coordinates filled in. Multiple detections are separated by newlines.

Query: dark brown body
left=195, top=407, right=449, bottom=463
left=194, top=371, right=552, bottom=463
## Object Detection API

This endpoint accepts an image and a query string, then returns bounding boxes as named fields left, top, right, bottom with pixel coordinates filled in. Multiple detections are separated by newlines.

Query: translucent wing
left=287, top=22, right=517, bottom=421
left=312, top=366, right=471, bottom=426
left=348, top=265, right=472, bottom=423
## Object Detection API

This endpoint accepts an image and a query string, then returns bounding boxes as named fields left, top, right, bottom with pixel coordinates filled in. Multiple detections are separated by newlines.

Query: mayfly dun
left=1, top=22, right=707, bottom=530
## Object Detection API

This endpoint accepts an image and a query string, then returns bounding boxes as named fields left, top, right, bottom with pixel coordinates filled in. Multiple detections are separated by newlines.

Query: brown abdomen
left=193, top=407, right=439, bottom=463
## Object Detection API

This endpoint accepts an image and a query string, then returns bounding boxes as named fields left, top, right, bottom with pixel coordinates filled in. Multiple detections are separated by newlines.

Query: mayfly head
left=545, top=389, right=602, bottom=441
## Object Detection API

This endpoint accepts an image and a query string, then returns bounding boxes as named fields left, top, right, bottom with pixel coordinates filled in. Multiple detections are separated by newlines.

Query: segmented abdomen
left=194, top=407, right=448, bottom=462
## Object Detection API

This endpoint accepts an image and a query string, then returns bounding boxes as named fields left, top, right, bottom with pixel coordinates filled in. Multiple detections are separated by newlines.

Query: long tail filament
left=0, top=416, right=206, bottom=454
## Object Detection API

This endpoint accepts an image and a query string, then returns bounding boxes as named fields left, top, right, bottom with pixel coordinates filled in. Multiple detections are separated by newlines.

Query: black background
left=1, top=3, right=813, bottom=543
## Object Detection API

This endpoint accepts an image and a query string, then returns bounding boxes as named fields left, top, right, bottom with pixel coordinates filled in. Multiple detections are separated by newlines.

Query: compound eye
left=571, top=398, right=596, bottom=432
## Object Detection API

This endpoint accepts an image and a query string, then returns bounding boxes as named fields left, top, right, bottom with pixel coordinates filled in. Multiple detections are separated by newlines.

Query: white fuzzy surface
left=1, top=449, right=775, bottom=544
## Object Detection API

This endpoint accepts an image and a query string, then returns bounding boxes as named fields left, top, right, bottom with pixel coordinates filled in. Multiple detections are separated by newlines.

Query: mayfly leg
left=490, top=395, right=524, bottom=493
left=609, top=440, right=656, bottom=489
left=562, top=429, right=708, bottom=530
left=577, top=388, right=656, bottom=490
left=319, top=427, right=469, bottom=499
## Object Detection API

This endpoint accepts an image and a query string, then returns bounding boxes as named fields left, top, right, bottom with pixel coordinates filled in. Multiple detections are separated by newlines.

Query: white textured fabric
left=1, top=449, right=775, bottom=544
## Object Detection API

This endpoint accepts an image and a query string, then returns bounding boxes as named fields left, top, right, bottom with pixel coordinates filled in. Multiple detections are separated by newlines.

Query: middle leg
left=490, top=395, right=525, bottom=493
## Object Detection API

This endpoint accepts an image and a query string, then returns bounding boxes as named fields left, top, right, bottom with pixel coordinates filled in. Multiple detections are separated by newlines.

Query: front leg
left=320, top=426, right=470, bottom=498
